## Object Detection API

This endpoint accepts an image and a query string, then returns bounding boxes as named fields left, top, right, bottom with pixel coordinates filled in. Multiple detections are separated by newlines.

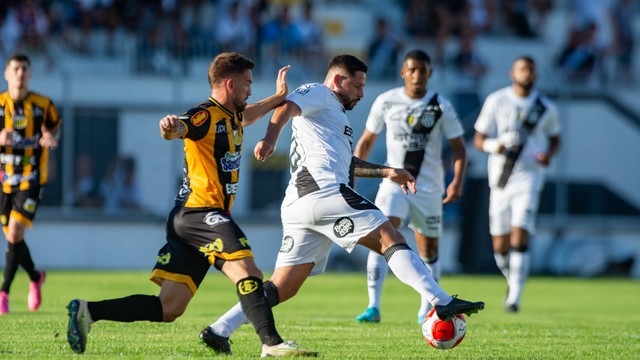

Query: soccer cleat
left=199, top=326, right=232, bottom=355
left=0, top=291, right=9, bottom=315
left=434, top=296, right=485, bottom=320
left=28, top=270, right=46, bottom=312
left=504, top=303, right=519, bottom=313
left=66, top=299, right=92, bottom=354
left=261, top=341, right=319, bottom=357
left=355, top=307, right=380, bottom=323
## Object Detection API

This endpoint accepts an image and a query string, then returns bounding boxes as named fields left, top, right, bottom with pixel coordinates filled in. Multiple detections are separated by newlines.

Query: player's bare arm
left=536, top=135, right=561, bottom=166
left=353, top=129, right=378, bottom=160
left=243, top=65, right=291, bottom=126
left=353, top=157, right=416, bottom=194
left=254, top=100, right=301, bottom=161
left=443, top=136, right=466, bottom=204
left=0, top=128, right=13, bottom=146
left=159, top=115, right=187, bottom=140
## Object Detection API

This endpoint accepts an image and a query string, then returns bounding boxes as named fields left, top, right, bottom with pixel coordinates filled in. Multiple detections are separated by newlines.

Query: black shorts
left=0, top=186, right=43, bottom=228
left=150, top=206, right=253, bottom=294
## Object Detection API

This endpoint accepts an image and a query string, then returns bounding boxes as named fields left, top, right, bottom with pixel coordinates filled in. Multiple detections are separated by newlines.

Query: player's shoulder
left=27, top=91, right=55, bottom=105
left=292, top=82, right=325, bottom=96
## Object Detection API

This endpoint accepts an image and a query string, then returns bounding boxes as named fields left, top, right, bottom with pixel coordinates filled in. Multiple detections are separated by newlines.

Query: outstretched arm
left=254, top=100, right=301, bottom=161
left=243, top=65, right=291, bottom=126
left=159, top=115, right=187, bottom=140
left=353, top=157, right=416, bottom=194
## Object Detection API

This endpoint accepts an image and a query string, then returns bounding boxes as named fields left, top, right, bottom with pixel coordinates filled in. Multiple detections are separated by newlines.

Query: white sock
left=366, top=251, right=388, bottom=309
left=494, top=252, right=510, bottom=279
left=506, top=250, right=530, bottom=306
left=418, top=257, right=440, bottom=317
left=209, top=302, right=249, bottom=338
left=386, top=248, right=451, bottom=306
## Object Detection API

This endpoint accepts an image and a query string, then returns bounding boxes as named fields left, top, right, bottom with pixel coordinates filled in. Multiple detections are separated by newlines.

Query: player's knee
left=162, top=307, right=185, bottom=322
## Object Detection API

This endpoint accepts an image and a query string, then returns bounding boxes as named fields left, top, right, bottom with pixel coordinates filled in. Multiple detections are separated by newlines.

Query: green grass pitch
left=0, top=271, right=638, bottom=359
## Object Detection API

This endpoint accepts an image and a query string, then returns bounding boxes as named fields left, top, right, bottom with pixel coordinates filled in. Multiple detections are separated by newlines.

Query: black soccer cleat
left=504, top=303, right=519, bottom=313
left=200, top=327, right=232, bottom=355
left=434, top=296, right=485, bottom=320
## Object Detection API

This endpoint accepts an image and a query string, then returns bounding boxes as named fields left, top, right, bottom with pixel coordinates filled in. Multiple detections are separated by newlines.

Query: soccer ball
left=421, top=308, right=467, bottom=350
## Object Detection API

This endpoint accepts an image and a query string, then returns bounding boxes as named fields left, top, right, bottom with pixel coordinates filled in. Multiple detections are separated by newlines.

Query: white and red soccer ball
left=421, top=308, right=467, bottom=350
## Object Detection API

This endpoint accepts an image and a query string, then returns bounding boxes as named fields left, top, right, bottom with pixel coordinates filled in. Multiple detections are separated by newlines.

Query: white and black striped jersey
left=282, top=83, right=355, bottom=206
left=474, top=86, right=561, bottom=189
left=365, top=87, right=464, bottom=193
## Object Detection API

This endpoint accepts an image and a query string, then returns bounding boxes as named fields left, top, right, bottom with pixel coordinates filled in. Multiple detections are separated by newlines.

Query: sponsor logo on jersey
left=23, top=198, right=37, bottom=213
left=333, top=217, right=354, bottom=238
left=294, top=84, right=316, bottom=95
left=237, top=278, right=259, bottom=295
left=221, top=152, right=241, bottom=172
left=190, top=110, right=209, bottom=127
left=233, top=129, right=241, bottom=146
left=200, top=238, right=224, bottom=255
left=204, top=212, right=229, bottom=226
left=216, top=124, right=226, bottom=134
left=156, top=252, right=171, bottom=265
left=225, top=182, right=238, bottom=195
left=11, top=134, right=40, bottom=149
left=279, top=235, right=294, bottom=253
left=426, top=216, right=441, bottom=225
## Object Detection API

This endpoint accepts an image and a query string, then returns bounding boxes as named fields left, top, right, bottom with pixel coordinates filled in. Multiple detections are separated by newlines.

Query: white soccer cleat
left=66, top=299, right=93, bottom=354
left=261, top=340, right=318, bottom=357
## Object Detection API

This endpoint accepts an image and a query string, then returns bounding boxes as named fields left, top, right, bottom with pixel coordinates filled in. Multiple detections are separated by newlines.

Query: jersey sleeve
left=439, top=96, right=464, bottom=139
left=474, top=92, right=498, bottom=137
left=44, top=100, right=62, bottom=130
left=364, top=95, right=386, bottom=134
left=181, top=107, right=211, bottom=141
left=286, top=83, right=327, bottom=117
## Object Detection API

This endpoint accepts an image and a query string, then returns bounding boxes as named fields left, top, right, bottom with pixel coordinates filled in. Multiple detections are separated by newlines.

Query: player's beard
left=234, top=97, right=247, bottom=112
left=337, top=92, right=359, bottom=111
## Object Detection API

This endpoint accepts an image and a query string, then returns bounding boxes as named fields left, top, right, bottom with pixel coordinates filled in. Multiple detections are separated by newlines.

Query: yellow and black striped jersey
left=0, top=91, right=62, bottom=193
left=175, top=97, right=244, bottom=212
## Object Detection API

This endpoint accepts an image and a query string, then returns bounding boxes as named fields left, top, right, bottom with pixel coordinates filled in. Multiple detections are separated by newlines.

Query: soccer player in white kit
left=473, top=56, right=561, bottom=313
left=354, top=49, right=467, bottom=325
left=199, top=55, right=484, bottom=356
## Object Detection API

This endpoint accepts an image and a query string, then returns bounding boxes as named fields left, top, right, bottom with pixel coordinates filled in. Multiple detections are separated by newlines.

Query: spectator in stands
left=367, top=17, right=403, bottom=80
left=296, top=0, right=326, bottom=78
left=405, top=0, right=437, bottom=41
left=214, top=1, right=256, bottom=58
left=555, top=21, right=600, bottom=82
left=610, top=0, right=635, bottom=85
left=0, top=5, right=22, bottom=64
left=260, top=5, right=302, bottom=74
left=432, top=0, right=471, bottom=63
left=65, top=154, right=103, bottom=208
left=100, top=156, right=142, bottom=214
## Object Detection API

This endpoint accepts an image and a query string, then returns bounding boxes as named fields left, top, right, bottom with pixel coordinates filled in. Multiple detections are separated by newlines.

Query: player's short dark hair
left=403, top=49, right=431, bottom=64
left=328, top=55, right=368, bottom=76
left=208, top=52, right=255, bottom=87
left=514, top=55, right=535, bottom=67
left=5, top=54, right=30, bottom=68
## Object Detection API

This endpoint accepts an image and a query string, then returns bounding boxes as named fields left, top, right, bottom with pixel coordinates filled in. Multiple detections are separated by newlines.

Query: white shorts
left=276, top=184, right=388, bottom=276
left=375, top=180, right=442, bottom=238
left=489, top=182, right=541, bottom=236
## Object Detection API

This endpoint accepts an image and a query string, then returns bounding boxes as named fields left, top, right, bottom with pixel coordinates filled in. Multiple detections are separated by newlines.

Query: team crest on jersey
left=279, top=235, right=294, bottom=253
left=333, top=217, right=354, bottom=238
left=190, top=110, right=209, bottom=127
left=13, top=114, right=27, bottom=130
left=233, top=129, right=242, bottom=146
left=200, top=238, right=224, bottom=255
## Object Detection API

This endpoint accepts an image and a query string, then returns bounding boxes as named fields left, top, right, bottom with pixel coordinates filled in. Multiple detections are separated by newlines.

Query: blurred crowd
left=0, top=0, right=636, bottom=84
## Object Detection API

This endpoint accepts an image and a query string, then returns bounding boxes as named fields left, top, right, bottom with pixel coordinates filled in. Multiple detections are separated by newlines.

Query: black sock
left=237, top=276, right=282, bottom=346
left=1, top=243, right=20, bottom=293
left=14, top=240, right=39, bottom=281
left=264, top=280, right=280, bottom=308
left=88, top=295, right=163, bottom=322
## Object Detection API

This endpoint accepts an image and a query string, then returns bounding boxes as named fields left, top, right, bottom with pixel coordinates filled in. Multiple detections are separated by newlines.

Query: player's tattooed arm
left=353, top=157, right=417, bottom=194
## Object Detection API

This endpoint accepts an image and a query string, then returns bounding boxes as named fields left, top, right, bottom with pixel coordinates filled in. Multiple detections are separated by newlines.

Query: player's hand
left=254, top=139, right=275, bottom=161
left=39, top=131, right=58, bottom=149
left=536, top=152, right=551, bottom=166
left=275, top=65, right=291, bottom=99
left=0, top=129, right=13, bottom=146
left=387, top=168, right=416, bottom=194
left=442, top=181, right=462, bottom=204
left=159, top=114, right=181, bottom=139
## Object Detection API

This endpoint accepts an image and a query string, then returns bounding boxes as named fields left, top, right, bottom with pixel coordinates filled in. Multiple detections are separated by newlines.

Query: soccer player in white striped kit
left=473, top=56, right=561, bottom=312
left=354, top=49, right=467, bottom=325
left=199, top=55, right=484, bottom=355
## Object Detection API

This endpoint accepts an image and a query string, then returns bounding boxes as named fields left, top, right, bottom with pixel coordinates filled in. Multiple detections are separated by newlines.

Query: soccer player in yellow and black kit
left=65, top=52, right=317, bottom=357
left=0, top=54, right=61, bottom=315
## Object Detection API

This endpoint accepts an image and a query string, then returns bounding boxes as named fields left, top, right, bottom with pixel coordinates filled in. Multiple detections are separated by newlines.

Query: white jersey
left=365, top=87, right=464, bottom=193
left=282, top=83, right=354, bottom=206
left=474, top=86, right=561, bottom=190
